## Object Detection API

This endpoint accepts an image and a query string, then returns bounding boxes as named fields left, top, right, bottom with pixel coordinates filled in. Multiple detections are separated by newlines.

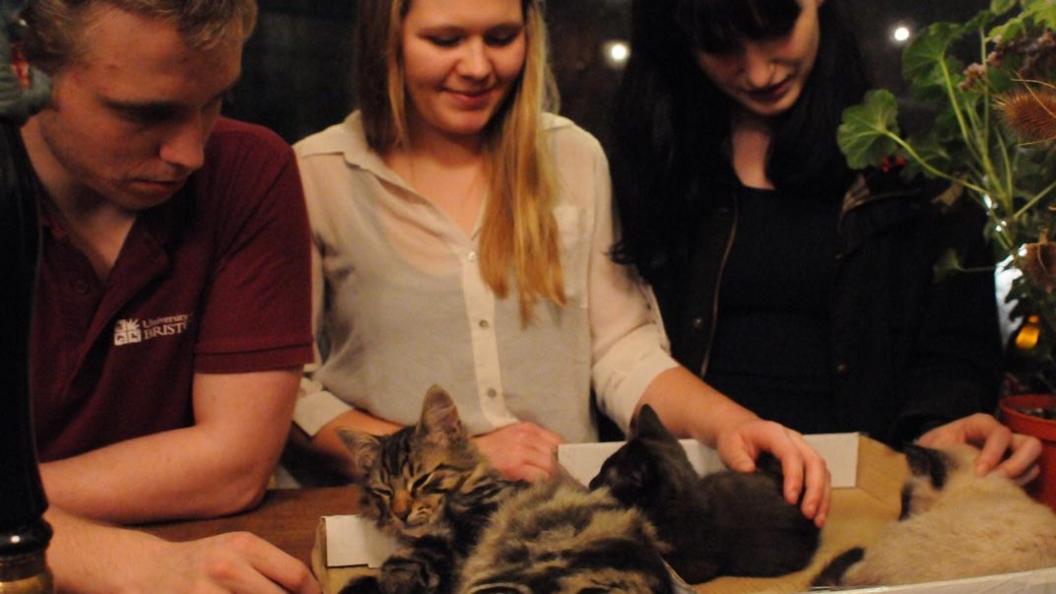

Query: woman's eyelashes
left=423, top=27, right=522, bottom=49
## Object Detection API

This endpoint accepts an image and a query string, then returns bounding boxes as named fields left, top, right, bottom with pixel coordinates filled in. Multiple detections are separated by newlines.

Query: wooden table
left=141, top=486, right=361, bottom=567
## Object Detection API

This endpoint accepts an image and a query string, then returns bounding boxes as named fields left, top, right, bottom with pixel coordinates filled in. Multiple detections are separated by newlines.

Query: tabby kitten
left=339, top=386, right=674, bottom=594
left=813, top=443, right=1056, bottom=588
left=588, top=405, right=819, bottom=583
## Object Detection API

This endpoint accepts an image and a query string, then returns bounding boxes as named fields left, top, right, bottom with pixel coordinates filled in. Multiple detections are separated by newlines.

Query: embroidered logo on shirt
left=113, top=314, right=190, bottom=346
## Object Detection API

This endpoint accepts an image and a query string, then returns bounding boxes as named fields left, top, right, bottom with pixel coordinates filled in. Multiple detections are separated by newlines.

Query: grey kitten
left=589, top=405, right=819, bottom=583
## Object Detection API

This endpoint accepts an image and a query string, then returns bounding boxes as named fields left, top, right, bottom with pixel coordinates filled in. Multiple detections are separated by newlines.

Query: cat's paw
left=339, top=575, right=382, bottom=594
left=380, top=559, right=432, bottom=594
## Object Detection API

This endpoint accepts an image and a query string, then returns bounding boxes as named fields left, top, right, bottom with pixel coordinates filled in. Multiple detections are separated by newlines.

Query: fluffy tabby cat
left=338, top=386, right=675, bottom=594
left=588, top=405, right=819, bottom=583
left=813, top=443, right=1056, bottom=587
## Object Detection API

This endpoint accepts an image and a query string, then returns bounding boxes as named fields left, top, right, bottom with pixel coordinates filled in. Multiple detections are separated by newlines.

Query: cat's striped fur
left=338, top=386, right=673, bottom=594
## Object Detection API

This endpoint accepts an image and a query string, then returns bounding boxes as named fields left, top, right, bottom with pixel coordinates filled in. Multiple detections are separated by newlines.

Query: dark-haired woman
left=611, top=0, right=1042, bottom=480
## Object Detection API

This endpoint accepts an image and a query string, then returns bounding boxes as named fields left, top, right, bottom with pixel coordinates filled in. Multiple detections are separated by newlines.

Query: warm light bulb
left=892, top=25, right=911, bottom=44
left=601, top=40, right=630, bottom=68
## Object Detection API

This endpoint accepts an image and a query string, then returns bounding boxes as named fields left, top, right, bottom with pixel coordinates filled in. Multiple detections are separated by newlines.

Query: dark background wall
left=229, top=0, right=990, bottom=145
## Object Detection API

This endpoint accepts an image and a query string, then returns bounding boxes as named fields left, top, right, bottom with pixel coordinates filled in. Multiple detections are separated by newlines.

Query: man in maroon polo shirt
left=15, top=0, right=319, bottom=591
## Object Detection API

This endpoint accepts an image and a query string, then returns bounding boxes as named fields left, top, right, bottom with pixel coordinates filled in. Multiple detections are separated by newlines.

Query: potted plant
left=836, top=0, right=1056, bottom=507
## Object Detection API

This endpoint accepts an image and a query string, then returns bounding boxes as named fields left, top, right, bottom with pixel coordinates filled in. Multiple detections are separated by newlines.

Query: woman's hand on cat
left=473, top=421, right=563, bottom=482
left=917, top=413, right=1042, bottom=485
left=715, top=419, right=831, bottom=527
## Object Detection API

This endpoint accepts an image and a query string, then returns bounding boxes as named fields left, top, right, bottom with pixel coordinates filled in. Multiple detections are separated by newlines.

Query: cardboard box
left=312, top=434, right=1056, bottom=594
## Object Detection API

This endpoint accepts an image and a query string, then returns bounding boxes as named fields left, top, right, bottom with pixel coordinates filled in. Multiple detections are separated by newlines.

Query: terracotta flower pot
left=999, top=394, right=1056, bottom=512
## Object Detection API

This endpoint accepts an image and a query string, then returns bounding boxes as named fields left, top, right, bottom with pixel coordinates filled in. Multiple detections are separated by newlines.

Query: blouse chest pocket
left=553, top=204, right=589, bottom=307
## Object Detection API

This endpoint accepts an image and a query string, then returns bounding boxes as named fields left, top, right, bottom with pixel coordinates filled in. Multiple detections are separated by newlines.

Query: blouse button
left=467, top=251, right=478, bottom=262
left=73, top=279, right=91, bottom=296
left=486, top=388, right=497, bottom=398
left=835, top=362, right=850, bottom=375
left=479, top=319, right=490, bottom=329
left=691, top=317, right=705, bottom=331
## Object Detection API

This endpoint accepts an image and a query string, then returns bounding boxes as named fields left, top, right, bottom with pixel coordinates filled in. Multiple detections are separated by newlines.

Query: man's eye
left=116, top=106, right=175, bottom=125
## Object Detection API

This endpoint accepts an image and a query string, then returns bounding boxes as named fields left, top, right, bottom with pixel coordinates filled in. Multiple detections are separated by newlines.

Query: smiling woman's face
left=695, top=0, right=822, bottom=119
left=399, top=0, right=526, bottom=142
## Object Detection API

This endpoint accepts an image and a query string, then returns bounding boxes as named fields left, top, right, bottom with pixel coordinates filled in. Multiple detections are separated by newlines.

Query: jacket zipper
left=700, top=195, right=738, bottom=377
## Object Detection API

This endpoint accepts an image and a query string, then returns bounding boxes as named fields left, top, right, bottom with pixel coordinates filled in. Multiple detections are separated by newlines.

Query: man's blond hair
left=21, top=0, right=257, bottom=73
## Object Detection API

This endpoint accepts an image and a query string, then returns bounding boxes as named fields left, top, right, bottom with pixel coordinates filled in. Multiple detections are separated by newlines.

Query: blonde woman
left=292, top=0, right=830, bottom=525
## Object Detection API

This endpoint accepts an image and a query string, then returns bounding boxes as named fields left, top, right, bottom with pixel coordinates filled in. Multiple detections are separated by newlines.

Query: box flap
left=324, top=515, right=395, bottom=568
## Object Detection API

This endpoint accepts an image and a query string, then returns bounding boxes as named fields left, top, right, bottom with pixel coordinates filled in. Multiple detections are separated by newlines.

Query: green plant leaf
left=903, top=22, right=966, bottom=99
left=904, top=131, right=953, bottom=178
left=989, top=13, right=1029, bottom=42
left=838, top=89, right=900, bottom=169
left=1023, top=0, right=1056, bottom=29
left=934, top=248, right=964, bottom=281
left=991, top=0, right=1017, bottom=15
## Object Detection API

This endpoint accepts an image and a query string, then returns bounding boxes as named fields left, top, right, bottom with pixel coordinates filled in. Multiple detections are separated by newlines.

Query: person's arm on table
left=46, top=507, right=319, bottom=594
left=40, top=368, right=300, bottom=523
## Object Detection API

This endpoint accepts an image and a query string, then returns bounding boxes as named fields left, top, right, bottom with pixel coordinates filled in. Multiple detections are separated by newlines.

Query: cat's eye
left=371, top=483, right=394, bottom=498
left=409, top=473, right=432, bottom=493
left=468, top=584, right=530, bottom=594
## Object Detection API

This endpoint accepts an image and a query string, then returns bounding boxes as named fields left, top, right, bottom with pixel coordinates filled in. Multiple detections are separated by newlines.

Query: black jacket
left=653, top=168, right=1003, bottom=448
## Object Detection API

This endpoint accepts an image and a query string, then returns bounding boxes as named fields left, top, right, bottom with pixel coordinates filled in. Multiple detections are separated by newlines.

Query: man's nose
left=158, top=116, right=208, bottom=172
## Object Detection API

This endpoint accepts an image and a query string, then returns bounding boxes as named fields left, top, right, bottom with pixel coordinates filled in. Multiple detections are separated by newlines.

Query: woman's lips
left=446, top=87, right=494, bottom=109
left=746, top=78, right=793, bottom=103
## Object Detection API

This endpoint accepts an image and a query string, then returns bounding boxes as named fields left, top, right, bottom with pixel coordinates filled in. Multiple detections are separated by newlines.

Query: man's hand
left=153, top=532, right=320, bottom=594
left=48, top=509, right=320, bottom=594
left=918, top=413, right=1042, bottom=484
left=715, top=419, right=831, bottom=527
left=472, top=422, right=563, bottom=482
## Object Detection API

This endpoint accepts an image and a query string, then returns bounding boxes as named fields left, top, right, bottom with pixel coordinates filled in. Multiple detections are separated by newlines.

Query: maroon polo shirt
left=31, top=118, right=313, bottom=462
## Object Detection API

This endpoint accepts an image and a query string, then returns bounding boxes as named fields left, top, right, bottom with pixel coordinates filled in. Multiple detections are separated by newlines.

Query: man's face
left=30, top=5, right=243, bottom=211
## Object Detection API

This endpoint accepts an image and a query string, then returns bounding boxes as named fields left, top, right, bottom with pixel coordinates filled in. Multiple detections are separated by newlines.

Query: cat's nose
left=391, top=490, right=412, bottom=521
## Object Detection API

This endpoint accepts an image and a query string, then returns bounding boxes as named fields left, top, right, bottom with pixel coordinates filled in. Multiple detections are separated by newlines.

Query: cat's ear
left=594, top=441, right=656, bottom=501
left=903, top=443, right=950, bottom=489
left=632, top=405, right=674, bottom=441
left=419, top=385, right=466, bottom=447
left=338, top=429, right=382, bottom=476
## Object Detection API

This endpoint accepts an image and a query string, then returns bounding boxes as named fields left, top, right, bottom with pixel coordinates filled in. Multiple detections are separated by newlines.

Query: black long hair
left=610, top=0, right=869, bottom=287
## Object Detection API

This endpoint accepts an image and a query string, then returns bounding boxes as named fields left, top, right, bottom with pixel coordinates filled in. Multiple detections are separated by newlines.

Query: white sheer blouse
left=292, top=112, right=677, bottom=443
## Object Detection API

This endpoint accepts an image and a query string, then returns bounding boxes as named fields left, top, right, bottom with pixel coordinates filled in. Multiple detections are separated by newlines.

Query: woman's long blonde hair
left=358, top=0, right=565, bottom=322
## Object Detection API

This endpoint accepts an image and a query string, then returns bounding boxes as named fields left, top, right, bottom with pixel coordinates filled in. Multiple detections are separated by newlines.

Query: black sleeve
left=888, top=190, right=1003, bottom=446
